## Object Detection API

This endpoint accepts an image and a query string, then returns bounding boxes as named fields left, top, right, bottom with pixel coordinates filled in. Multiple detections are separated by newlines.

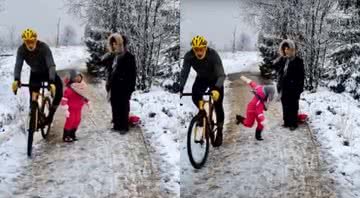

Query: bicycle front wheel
left=187, top=115, right=210, bottom=169
left=28, top=102, right=38, bottom=157
left=40, top=97, right=52, bottom=139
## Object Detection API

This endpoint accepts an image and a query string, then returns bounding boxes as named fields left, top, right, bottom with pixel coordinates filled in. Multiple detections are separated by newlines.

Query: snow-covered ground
left=178, top=50, right=262, bottom=163
left=130, top=88, right=193, bottom=195
left=4, top=47, right=360, bottom=197
left=0, top=46, right=88, bottom=196
left=179, top=50, right=360, bottom=197
left=301, top=88, right=360, bottom=198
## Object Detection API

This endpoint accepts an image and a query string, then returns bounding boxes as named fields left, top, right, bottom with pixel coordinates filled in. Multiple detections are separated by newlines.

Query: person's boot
left=289, top=125, right=298, bottom=131
left=112, top=123, right=129, bottom=135
left=236, top=114, right=244, bottom=125
left=213, top=124, right=223, bottom=147
left=255, top=129, right=264, bottom=141
left=70, top=129, right=78, bottom=141
left=63, top=129, right=73, bottom=142
left=119, top=128, right=129, bottom=135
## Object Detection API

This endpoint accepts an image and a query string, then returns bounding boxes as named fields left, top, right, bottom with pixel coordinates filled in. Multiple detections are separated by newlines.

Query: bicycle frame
left=182, top=92, right=215, bottom=141
left=22, top=82, right=48, bottom=103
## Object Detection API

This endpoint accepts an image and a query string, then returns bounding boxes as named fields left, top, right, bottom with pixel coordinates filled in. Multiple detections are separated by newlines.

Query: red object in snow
left=129, top=115, right=141, bottom=126
left=297, top=113, right=308, bottom=123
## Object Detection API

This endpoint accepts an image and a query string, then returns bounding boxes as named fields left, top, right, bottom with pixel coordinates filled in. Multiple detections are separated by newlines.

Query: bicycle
left=181, top=92, right=218, bottom=169
left=16, top=82, right=53, bottom=157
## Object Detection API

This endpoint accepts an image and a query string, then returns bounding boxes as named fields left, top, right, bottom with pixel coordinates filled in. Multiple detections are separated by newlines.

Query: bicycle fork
left=30, top=92, right=40, bottom=131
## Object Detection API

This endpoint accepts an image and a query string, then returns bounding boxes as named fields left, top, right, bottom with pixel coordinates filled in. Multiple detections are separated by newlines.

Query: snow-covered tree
left=61, top=25, right=77, bottom=46
left=257, top=33, right=283, bottom=78
left=241, top=0, right=335, bottom=91
left=323, top=1, right=360, bottom=99
left=65, top=0, right=180, bottom=91
left=237, top=32, right=253, bottom=51
left=83, top=25, right=109, bottom=77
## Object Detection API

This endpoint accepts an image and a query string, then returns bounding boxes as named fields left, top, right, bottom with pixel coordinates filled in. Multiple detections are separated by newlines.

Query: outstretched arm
left=43, top=44, right=56, bottom=83
left=240, top=75, right=257, bottom=89
left=14, top=47, right=24, bottom=81
left=179, top=54, right=191, bottom=93
left=240, top=75, right=251, bottom=84
left=213, top=51, right=226, bottom=88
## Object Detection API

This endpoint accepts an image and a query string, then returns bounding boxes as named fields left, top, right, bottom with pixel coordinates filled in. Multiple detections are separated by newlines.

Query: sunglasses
left=193, top=47, right=207, bottom=53
left=24, top=39, right=36, bottom=46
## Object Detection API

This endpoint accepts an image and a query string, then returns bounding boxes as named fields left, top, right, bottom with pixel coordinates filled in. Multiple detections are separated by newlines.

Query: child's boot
left=70, top=129, right=78, bottom=141
left=63, top=129, right=73, bottom=142
left=255, top=129, right=264, bottom=141
left=236, top=114, right=245, bottom=125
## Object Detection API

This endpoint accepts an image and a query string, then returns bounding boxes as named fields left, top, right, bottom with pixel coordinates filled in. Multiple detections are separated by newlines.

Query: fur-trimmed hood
left=279, top=39, right=296, bottom=57
left=107, top=33, right=124, bottom=53
left=70, top=81, right=89, bottom=101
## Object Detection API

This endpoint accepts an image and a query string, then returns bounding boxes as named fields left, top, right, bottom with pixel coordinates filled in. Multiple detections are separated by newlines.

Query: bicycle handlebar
left=181, top=92, right=211, bottom=96
left=180, top=92, right=212, bottom=106
left=14, top=83, right=49, bottom=95
left=20, top=83, right=48, bottom=88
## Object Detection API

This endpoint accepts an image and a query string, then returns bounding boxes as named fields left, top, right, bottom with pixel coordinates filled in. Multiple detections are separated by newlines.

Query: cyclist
left=12, top=28, right=63, bottom=125
left=179, top=35, right=226, bottom=147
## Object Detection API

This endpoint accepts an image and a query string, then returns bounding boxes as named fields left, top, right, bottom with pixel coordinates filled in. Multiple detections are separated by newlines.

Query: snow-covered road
left=0, top=47, right=175, bottom=197
left=2, top=71, right=163, bottom=198
left=180, top=63, right=336, bottom=197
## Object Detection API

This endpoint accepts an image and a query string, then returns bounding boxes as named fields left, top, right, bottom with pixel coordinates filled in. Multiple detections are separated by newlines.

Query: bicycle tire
left=209, top=106, right=218, bottom=147
left=40, top=97, right=52, bottom=139
left=187, top=115, right=210, bottom=169
left=28, top=102, right=38, bottom=157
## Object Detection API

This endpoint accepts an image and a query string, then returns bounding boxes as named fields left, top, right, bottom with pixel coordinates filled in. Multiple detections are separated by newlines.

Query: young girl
left=235, top=75, right=275, bottom=141
left=60, top=70, right=90, bottom=142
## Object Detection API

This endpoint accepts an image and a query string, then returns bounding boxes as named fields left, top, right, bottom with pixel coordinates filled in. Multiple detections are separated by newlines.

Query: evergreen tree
left=324, top=0, right=360, bottom=99
left=84, top=25, right=109, bottom=77
left=257, top=33, right=283, bottom=79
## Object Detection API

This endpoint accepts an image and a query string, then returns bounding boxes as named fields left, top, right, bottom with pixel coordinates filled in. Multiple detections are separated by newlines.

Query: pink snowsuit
left=242, top=81, right=266, bottom=131
left=61, top=86, right=88, bottom=130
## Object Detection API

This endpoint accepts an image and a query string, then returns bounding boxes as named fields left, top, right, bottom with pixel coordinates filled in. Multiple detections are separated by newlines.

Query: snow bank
left=301, top=88, right=360, bottom=198
left=130, top=87, right=193, bottom=196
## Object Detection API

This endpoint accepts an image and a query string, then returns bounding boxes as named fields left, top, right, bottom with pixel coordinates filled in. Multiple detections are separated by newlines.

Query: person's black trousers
left=110, top=95, right=130, bottom=130
left=191, top=77, right=225, bottom=125
left=29, top=72, right=63, bottom=108
left=281, top=93, right=300, bottom=127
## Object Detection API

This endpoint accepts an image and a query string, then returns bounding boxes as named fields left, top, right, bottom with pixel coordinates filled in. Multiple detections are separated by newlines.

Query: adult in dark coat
left=101, top=33, right=137, bottom=134
left=272, top=39, right=305, bottom=131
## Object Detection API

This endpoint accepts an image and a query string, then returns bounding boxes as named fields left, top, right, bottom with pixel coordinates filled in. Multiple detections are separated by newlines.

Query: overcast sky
left=0, top=0, right=84, bottom=46
left=181, top=0, right=257, bottom=52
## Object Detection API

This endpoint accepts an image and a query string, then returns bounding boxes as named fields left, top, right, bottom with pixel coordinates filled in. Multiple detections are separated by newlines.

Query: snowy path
left=7, top=71, right=163, bottom=198
left=180, top=67, right=336, bottom=197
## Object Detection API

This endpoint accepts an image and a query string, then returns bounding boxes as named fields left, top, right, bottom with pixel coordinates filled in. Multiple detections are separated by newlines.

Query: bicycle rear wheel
left=40, top=97, right=52, bottom=139
left=28, top=102, right=38, bottom=157
left=187, top=114, right=210, bottom=169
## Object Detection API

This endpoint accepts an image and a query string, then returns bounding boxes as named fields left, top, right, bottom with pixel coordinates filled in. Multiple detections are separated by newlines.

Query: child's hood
left=70, top=81, right=90, bottom=101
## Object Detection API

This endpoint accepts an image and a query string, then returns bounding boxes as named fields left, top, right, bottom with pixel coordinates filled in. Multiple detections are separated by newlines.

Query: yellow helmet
left=191, top=35, right=207, bottom=48
left=21, top=28, right=37, bottom=41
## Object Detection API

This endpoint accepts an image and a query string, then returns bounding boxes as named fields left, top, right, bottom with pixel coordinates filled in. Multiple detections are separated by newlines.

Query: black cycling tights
left=29, top=72, right=63, bottom=109
left=191, top=77, right=225, bottom=125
